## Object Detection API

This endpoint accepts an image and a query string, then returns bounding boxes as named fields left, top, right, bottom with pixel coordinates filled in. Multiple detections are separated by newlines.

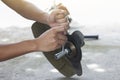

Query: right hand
left=33, top=26, right=67, bottom=52
left=47, top=4, right=69, bottom=30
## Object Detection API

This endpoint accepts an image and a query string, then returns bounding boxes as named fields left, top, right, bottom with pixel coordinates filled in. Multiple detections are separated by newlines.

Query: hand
left=33, top=26, right=67, bottom=52
left=47, top=4, right=69, bottom=30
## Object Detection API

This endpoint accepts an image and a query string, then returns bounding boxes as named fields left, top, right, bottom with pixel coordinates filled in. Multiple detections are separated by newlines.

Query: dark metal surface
left=31, top=22, right=84, bottom=77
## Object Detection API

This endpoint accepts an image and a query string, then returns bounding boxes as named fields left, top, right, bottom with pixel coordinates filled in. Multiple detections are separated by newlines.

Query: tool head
left=64, top=31, right=84, bottom=76
left=31, top=22, right=84, bottom=77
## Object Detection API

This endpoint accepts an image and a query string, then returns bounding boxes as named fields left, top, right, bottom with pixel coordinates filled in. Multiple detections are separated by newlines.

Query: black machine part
left=55, top=30, right=85, bottom=76
left=67, top=31, right=84, bottom=76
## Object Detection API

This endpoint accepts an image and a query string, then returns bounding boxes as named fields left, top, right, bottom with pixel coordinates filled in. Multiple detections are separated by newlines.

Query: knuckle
left=51, top=27, right=57, bottom=33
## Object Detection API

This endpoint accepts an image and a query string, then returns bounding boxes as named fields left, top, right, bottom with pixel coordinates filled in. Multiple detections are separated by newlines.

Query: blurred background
left=0, top=0, right=120, bottom=80
left=1, top=0, right=120, bottom=28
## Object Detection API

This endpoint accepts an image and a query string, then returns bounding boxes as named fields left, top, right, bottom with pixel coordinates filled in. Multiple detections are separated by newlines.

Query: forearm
left=2, top=0, right=49, bottom=24
left=0, top=40, right=36, bottom=61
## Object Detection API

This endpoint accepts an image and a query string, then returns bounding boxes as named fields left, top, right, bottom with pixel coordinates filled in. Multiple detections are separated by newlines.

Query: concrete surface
left=0, top=21, right=120, bottom=80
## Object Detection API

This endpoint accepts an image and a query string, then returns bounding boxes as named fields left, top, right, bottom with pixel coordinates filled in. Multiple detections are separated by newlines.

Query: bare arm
left=0, top=40, right=36, bottom=61
left=0, top=26, right=67, bottom=61
left=0, top=0, right=69, bottom=61
left=2, top=0, right=49, bottom=24
left=2, top=0, right=69, bottom=27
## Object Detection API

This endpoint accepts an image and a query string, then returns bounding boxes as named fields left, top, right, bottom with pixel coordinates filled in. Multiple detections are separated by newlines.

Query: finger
left=53, top=8, right=68, bottom=18
left=55, top=14, right=65, bottom=19
left=56, top=3, right=69, bottom=15
left=49, top=9, right=64, bottom=22
left=56, top=18, right=67, bottom=23
left=57, top=22, right=69, bottom=30
left=52, top=26, right=65, bottom=34
left=57, top=33, right=67, bottom=41
left=52, top=40, right=63, bottom=50
left=50, top=41, right=60, bottom=50
left=55, top=44, right=61, bottom=50
left=57, top=10, right=69, bottom=18
left=58, top=39, right=66, bottom=46
left=59, top=31, right=67, bottom=35
left=54, top=39, right=66, bottom=49
left=49, top=22, right=69, bottom=28
left=51, top=9, right=65, bottom=17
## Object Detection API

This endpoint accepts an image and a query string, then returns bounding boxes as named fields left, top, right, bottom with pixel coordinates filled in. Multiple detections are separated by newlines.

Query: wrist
left=23, top=40, right=38, bottom=52
left=30, top=38, right=43, bottom=52
left=44, top=13, right=50, bottom=25
left=37, top=12, right=50, bottom=25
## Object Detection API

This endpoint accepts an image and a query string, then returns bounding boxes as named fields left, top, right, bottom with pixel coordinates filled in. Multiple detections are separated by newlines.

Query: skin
left=0, top=0, right=69, bottom=61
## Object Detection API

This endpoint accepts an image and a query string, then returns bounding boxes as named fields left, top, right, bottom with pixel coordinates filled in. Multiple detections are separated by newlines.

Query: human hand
left=33, top=26, right=67, bottom=52
left=47, top=4, right=69, bottom=30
